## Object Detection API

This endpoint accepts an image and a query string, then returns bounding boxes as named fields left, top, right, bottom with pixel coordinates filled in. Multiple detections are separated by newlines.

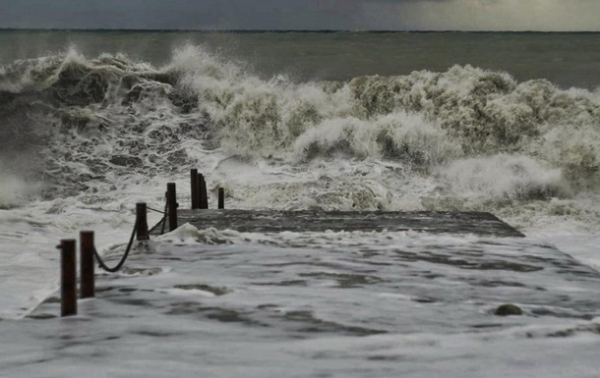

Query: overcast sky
left=0, top=0, right=599, bottom=31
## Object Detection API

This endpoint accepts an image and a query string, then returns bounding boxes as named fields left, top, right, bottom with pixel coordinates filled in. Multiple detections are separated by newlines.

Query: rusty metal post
left=167, top=182, right=178, bottom=231
left=191, top=168, right=199, bottom=209
left=136, top=202, right=149, bottom=241
left=218, top=188, right=225, bottom=209
left=79, top=231, right=95, bottom=299
left=196, top=173, right=202, bottom=209
left=161, top=191, right=168, bottom=235
left=59, top=239, right=77, bottom=317
left=198, top=173, right=208, bottom=209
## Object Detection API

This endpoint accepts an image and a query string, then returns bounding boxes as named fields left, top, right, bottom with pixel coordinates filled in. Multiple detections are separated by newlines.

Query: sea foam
left=0, top=44, right=599, bottom=229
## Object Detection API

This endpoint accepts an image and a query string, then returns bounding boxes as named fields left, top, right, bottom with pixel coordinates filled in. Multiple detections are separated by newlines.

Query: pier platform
left=12, top=227, right=600, bottom=377
left=151, top=210, right=525, bottom=237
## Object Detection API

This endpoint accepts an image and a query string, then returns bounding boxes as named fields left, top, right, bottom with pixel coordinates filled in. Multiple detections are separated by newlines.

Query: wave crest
left=1, top=45, right=600, bottom=226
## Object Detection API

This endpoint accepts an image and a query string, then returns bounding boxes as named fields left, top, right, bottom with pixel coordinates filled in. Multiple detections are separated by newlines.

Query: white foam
left=437, top=154, right=567, bottom=202
left=0, top=172, right=37, bottom=208
left=2, top=45, right=600, bottom=320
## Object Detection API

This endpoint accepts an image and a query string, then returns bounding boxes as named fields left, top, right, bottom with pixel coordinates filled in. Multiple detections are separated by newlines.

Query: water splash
left=1, top=45, right=600, bottom=230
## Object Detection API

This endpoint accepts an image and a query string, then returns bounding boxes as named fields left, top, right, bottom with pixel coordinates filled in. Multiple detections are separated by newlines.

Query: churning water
left=0, top=31, right=600, bottom=376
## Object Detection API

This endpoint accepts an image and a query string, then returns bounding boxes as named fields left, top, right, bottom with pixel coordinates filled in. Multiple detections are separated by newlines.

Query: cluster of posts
left=56, top=169, right=224, bottom=317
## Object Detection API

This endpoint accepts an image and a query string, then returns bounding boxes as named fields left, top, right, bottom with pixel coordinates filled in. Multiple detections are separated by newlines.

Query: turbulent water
left=0, top=31, right=600, bottom=320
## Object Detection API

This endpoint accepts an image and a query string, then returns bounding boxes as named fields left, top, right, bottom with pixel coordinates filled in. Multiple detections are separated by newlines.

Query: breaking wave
left=1, top=44, right=599, bottom=229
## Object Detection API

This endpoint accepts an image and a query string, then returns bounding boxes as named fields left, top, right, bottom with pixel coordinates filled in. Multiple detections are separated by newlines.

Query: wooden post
left=79, top=231, right=95, bottom=299
left=136, top=202, right=149, bottom=241
left=167, top=182, right=178, bottom=231
left=198, top=173, right=208, bottom=209
left=59, top=239, right=77, bottom=317
left=161, top=191, right=168, bottom=235
left=191, top=169, right=199, bottom=209
left=218, top=188, right=225, bottom=209
left=197, top=173, right=203, bottom=209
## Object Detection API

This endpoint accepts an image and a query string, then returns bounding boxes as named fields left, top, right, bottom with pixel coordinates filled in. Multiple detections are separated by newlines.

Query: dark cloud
left=0, top=0, right=357, bottom=29
left=0, top=0, right=598, bottom=30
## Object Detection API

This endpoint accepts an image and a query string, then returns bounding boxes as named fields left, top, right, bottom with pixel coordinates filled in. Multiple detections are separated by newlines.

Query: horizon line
left=0, top=28, right=598, bottom=34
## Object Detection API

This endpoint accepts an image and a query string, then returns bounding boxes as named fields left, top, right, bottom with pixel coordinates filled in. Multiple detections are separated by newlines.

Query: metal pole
left=218, top=188, right=225, bottom=209
left=136, top=202, right=149, bottom=241
left=161, top=191, right=168, bottom=235
left=167, top=182, right=178, bottom=231
left=196, top=173, right=202, bottom=209
left=191, top=168, right=199, bottom=209
left=79, top=231, right=95, bottom=299
left=59, top=239, right=77, bottom=317
left=199, top=173, right=208, bottom=209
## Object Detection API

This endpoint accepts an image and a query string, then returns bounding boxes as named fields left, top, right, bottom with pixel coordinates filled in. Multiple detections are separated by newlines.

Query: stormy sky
left=0, top=0, right=599, bottom=31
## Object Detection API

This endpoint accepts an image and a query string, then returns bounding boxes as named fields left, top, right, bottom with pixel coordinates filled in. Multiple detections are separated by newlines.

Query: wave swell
left=1, top=45, right=599, bottom=229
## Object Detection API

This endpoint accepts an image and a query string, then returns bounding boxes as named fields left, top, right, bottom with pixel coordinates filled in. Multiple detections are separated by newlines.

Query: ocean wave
left=1, top=44, right=600, bottom=229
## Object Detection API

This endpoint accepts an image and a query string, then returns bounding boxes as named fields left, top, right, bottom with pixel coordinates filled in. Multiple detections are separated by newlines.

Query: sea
left=1, top=31, right=600, bottom=376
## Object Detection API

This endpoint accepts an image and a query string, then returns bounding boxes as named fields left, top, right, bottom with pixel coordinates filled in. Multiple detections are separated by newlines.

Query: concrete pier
left=151, top=210, right=525, bottom=237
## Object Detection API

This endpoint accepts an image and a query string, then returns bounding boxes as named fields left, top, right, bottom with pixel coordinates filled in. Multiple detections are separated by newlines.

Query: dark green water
left=1, top=30, right=599, bottom=88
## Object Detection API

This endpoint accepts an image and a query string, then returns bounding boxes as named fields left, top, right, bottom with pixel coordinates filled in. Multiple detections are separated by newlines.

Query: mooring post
left=136, top=202, right=149, bottom=241
left=79, top=231, right=95, bottom=299
left=191, top=168, right=199, bottom=209
left=161, top=191, right=168, bottom=235
left=198, top=173, right=208, bottom=209
left=59, top=239, right=77, bottom=317
left=167, top=182, right=178, bottom=231
left=218, top=188, right=225, bottom=209
left=196, top=173, right=201, bottom=209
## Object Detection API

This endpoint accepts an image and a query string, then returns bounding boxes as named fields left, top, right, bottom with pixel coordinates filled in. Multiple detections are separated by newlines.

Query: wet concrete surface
left=152, top=210, right=525, bottom=237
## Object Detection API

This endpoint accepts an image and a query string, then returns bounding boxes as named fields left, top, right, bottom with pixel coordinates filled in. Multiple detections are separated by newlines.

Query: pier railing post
left=218, top=188, right=225, bottom=209
left=167, top=182, right=178, bottom=231
left=199, top=173, right=208, bottom=209
left=59, top=239, right=77, bottom=317
left=80, top=231, right=95, bottom=299
left=136, top=202, right=149, bottom=241
left=191, top=169, right=199, bottom=209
